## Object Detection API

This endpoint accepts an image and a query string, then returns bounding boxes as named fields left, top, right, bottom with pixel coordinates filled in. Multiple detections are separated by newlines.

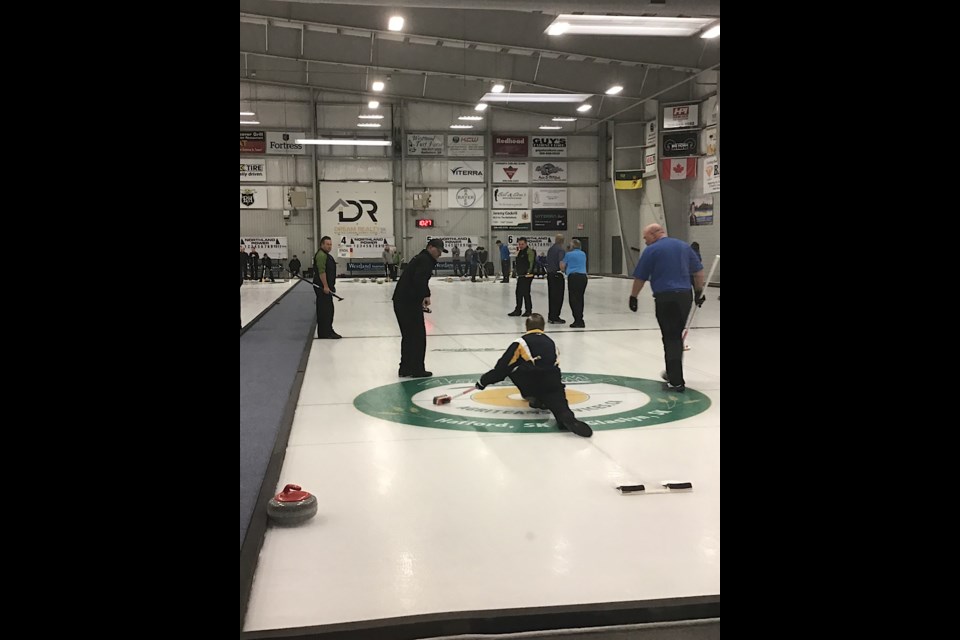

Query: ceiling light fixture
left=545, top=14, right=714, bottom=37
left=491, top=83, right=505, bottom=93
left=358, top=114, right=384, bottom=119
left=458, top=116, right=483, bottom=121
left=357, top=123, right=382, bottom=128
left=450, top=125, right=474, bottom=129
left=576, top=104, right=592, bottom=112
left=539, top=125, right=563, bottom=130
left=296, top=139, right=392, bottom=146
left=240, top=111, right=255, bottom=116
left=388, top=16, right=404, bottom=31
left=552, top=117, right=577, bottom=122
left=474, top=103, right=489, bottom=111
left=606, top=85, right=624, bottom=95
left=372, top=81, right=385, bottom=91
left=480, top=93, right=592, bottom=103
left=701, top=24, right=720, bottom=39
left=240, top=120, right=260, bottom=125
left=368, top=100, right=380, bottom=109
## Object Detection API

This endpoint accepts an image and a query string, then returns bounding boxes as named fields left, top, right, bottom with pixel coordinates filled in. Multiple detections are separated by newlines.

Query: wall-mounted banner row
left=239, top=131, right=307, bottom=155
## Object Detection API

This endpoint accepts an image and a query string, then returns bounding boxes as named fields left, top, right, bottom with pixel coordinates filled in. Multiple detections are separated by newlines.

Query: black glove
left=695, top=290, right=705, bottom=307
left=475, top=381, right=486, bottom=390
left=629, top=296, right=638, bottom=312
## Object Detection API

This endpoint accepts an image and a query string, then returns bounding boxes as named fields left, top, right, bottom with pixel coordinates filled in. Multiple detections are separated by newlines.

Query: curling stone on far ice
left=267, top=484, right=318, bottom=526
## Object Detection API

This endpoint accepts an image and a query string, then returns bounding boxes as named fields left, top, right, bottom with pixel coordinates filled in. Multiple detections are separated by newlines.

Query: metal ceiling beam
left=240, top=48, right=673, bottom=101
left=281, top=0, right=721, bottom=16
left=240, top=13, right=702, bottom=73
left=239, top=78, right=601, bottom=121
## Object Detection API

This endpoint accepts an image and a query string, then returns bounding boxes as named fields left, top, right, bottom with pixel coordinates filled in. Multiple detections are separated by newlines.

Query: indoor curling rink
left=243, top=273, right=720, bottom=633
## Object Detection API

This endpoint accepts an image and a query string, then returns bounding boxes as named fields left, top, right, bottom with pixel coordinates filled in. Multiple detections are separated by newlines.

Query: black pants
left=394, top=301, right=427, bottom=374
left=249, top=261, right=258, bottom=279
left=654, top=290, right=693, bottom=387
left=547, top=272, right=565, bottom=320
left=501, top=260, right=510, bottom=283
left=453, top=259, right=462, bottom=276
left=315, top=286, right=336, bottom=337
left=261, top=265, right=274, bottom=282
left=291, top=268, right=300, bottom=278
left=387, top=264, right=398, bottom=281
left=514, top=276, right=533, bottom=313
left=567, top=274, right=587, bottom=323
left=510, top=371, right=577, bottom=427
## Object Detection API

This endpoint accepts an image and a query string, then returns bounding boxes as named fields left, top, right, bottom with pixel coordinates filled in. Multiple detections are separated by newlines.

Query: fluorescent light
left=576, top=104, right=592, bottom=112
left=606, top=85, right=623, bottom=95
left=547, top=22, right=569, bottom=36
left=480, top=92, right=592, bottom=103
left=358, top=114, right=384, bottom=119
left=240, top=120, right=260, bottom=125
left=450, top=125, right=474, bottom=129
left=296, top=139, right=392, bottom=146
left=552, top=117, right=577, bottom=122
left=368, top=100, right=379, bottom=109
left=357, top=123, right=382, bottom=128
left=458, top=116, right=483, bottom=121
left=371, top=81, right=385, bottom=91
left=539, top=125, right=563, bottom=130
left=388, top=16, right=404, bottom=31
left=545, top=14, right=714, bottom=37
left=701, top=24, right=720, bottom=39
left=491, top=83, right=505, bottom=93
left=240, top=111, right=255, bottom=116
left=474, top=103, right=489, bottom=111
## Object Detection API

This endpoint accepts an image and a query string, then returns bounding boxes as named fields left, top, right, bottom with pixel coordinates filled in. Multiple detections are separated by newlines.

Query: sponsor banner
left=702, top=156, right=720, bottom=194
left=530, top=136, right=567, bottom=158
left=491, top=209, right=532, bottom=230
left=690, top=197, right=714, bottom=226
left=241, top=237, right=288, bottom=260
left=240, top=131, right=265, bottom=154
left=531, top=161, right=567, bottom=183
left=240, top=186, right=268, bottom=209
left=345, top=261, right=387, bottom=273
left=493, top=135, right=529, bottom=157
left=701, top=126, right=718, bottom=156
left=447, top=160, right=485, bottom=182
left=426, top=236, right=480, bottom=253
left=663, top=104, right=699, bottom=129
left=266, top=131, right=307, bottom=155
left=531, top=188, right=567, bottom=209
left=614, top=170, right=643, bottom=190
left=319, top=182, right=394, bottom=237
left=492, top=186, right=529, bottom=209
left=240, top=159, right=266, bottom=182
left=505, top=235, right=553, bottom=255
left=532, top=209, right=567, bottom=231
left=492, top=161, right=529, bottom=183
left=644, top=147, right=657, bottom=175
left=662, top=130, right=699, bottom=157
left=407, top=134, right=444, bottom=156
left=645, top=121, right=658, bottom=147
left=447, top=187, right=485, bottom=209
left=337, top=236, right=397, bottom=259
left=446, top=134, right=485, bottom=157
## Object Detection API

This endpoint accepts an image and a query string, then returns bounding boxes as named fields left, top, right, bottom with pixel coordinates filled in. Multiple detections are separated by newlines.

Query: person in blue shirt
left=629, top=224, right=704, bottom=392
left=496, top=240, right=511, bottom=283
left=561, top=239, right=588, bottom=328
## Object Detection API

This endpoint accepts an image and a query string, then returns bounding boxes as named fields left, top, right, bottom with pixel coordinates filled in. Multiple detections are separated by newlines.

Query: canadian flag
left=661, top=158, right=697, bottom=180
